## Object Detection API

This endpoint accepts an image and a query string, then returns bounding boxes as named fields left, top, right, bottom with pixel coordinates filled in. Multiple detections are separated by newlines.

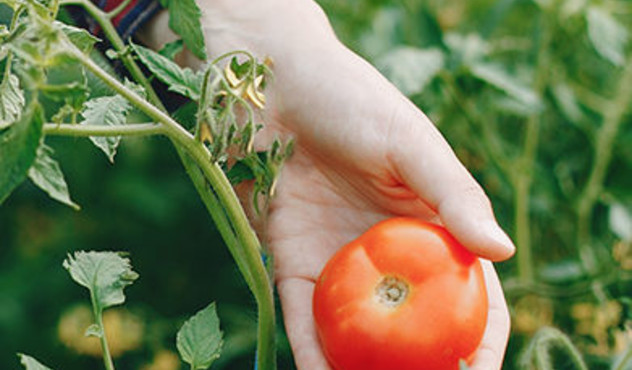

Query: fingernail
left=481, top=220, right=515, bottom=257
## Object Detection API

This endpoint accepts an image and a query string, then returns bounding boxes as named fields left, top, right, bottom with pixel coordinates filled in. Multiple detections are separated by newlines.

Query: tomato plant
left=313, top=218, right=488, bottom=370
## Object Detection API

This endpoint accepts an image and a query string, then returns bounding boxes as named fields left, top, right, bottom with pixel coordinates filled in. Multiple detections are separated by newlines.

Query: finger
left=469, top=260, right=511, bottom=370
left=277, top=277, right=331, bottom=370
left=389, top=104, right=515, bottom=261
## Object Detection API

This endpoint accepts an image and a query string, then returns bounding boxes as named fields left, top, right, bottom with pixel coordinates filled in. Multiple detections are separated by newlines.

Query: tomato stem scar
left=376, top=276, right=409, bottom=307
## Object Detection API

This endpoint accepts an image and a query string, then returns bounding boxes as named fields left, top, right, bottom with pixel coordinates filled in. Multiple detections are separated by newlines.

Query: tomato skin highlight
left=313, top=218, right=488, bottom=370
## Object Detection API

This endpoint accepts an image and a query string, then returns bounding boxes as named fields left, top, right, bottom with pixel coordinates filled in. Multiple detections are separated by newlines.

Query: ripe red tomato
left=312, top=218, right=488, bottom=370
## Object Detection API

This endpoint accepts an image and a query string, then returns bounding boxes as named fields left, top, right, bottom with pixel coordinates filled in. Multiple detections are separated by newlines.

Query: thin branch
left=44, top=123, right=165, bottom=137
left=107, top=0, right=134, bottom=19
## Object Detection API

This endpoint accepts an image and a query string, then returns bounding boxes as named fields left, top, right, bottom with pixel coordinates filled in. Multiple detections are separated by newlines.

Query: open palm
left=141, top=0, right=515, bottom=368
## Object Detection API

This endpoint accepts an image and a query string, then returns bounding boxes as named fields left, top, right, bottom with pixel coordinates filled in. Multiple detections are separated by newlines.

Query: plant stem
left=107, top=0, right=134, bottom=19
left=511, top=15, right=552, bottom=283
left=60, top=0, right=164, bottom=109
left=614, top=343, right=632, bottom=370
left=439, top=73, right=513, bottom=177
left=90, top=291, right=115, bottom=370
left=44, top=123, right=164, bottom=137
left=60, top=18, right=277, bottom=368
left=178, top=151, right=275, bottom=368
left=576, top=58, right=632, bottom=274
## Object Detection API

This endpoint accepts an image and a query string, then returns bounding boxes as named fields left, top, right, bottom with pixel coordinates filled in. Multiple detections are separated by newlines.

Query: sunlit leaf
left=0, top=72, right=25, bottom=129
left=56, top=22, right=99, bottom=55
left=609, top=203, right=632, bottom=242
left=177, top=302, right=223, bottom=370
left=2, top=0, right=23, bottom=10
left=17, top=353, right=52, bottom=370
left=375, top=47, right=444, bottom=96
left=80, top=94, right=131, bottom=162
left=28, top=144, right=80, bottom=210
left=444, top=32, right=489, bottom=66
left=551, top=83, right=585, bottom=124
left=0, top=102, right=44, bottom=205
left=470, top=62, right=543, bottom=112
left=131, top=42, right=202, bottom=100
left=586, top=7, right=628, bottom=66
left=63, top=251, right=139, bottom=312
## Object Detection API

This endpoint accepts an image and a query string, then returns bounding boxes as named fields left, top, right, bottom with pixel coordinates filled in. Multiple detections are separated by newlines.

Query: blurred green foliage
left=317, top=0, right=632, bottom=368
left=1, top=0, right=632, bottom=369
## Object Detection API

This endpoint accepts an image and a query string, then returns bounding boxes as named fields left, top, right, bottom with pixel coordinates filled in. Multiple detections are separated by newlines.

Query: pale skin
left=139, top=0, right=516, bottom=368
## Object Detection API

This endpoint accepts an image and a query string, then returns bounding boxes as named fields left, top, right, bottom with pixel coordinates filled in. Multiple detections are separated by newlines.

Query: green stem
left=107, top=0, right=134, bottom=19
left=439, top=72, right=513, bottom=176
left=614, top=343, right=632, bottom=370
left=512, top=15, right=552, bottom=283
left=178, top=151, right=275, bottom=368
left=60, top=0, right=164, bottom=109
left=576, top=58, right=632, bottom=274
left=63, top=28, right=276, bottom=370
left=521, top=327, right=588, bottom=370
left=90, top=291, right=115, bottom=370
left=44, top=123, right=164, bottom=137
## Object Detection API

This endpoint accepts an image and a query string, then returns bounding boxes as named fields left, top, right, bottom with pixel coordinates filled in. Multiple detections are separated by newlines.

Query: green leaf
left=225, top=159, right=256, bottom=185
left=131, top=42, right=202, bottom=100
left=375, top=47, right=444, bottom=96
left=80, top=94, right=131, bottom=162
left=551, top=83, right=585, bottom=123
left=445, top=32, right=489, bottom=66
left=28, top=144, right=80, bottom=210
left=609, top=203, right=632, bottom=242
left=0, top=102, right=44, bottom=205
left=62, top=251, right=139, bottom=312
left=159, top=38, right=184, bottom=60
left=2, top=0, right=24, bottom=11
left=177, top=302, right=223, bottom=370
left=163, top=0, right=207, bottom=60
left=469, top=62, right=543, bottom=112
left=84, top=323, right=101, bottom=338
left=56, top=22, right=99, bottom=55
left=0, top=72, right=25, bottom=129
left=17, top=353, right=53, bottom=370
left=586, top=7, right=628, bottom=66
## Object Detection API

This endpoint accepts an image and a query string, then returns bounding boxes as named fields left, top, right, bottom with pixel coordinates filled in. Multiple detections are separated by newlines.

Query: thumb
left=390, top=104, right=515, bottom=261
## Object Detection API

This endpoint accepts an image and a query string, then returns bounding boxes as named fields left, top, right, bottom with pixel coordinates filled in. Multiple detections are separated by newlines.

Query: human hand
left=140, top=0, right=515, bottom=368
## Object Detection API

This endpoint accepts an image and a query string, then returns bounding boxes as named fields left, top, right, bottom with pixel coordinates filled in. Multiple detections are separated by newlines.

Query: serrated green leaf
left=159, top=38, right=184, bottom=60
left=63, top=251, right=139, bottom=311
left=17, top=353, right=53, bottom=370
left=0, top=72, right=25, bottom=129
left=56, top=22, right=99, bottom=55
left=0, top=102, right=44, bottom=205
left=470, top=62, right=543, bottom=111
left=131, top=42, right=201, bottom=100
left=28, top=144, right=80, bottom=210
left=80, top=94, right=131, bottom=162
left=586, top=7, right=628, bottom=66
left=375, top=47, right=444, bottom=96
left=163, top=0, right=207, bottom=60
left=177, top=302, right=223, bottom=370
